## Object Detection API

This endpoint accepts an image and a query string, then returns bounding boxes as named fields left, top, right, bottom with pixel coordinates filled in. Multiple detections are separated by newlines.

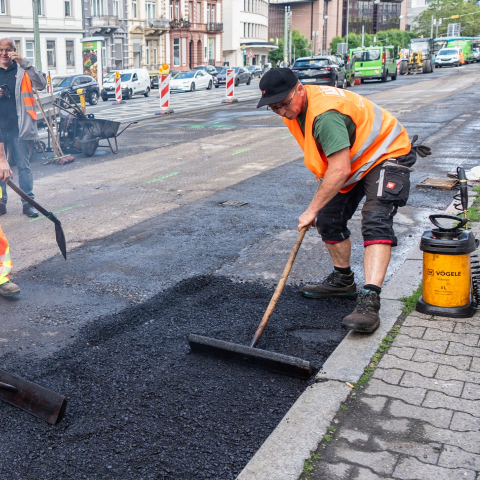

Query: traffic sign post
left=114, top=71, right=125, bottom=105
left=155, top=64, right=174, bottom=115
left=221, top=68, right=238, bottom=104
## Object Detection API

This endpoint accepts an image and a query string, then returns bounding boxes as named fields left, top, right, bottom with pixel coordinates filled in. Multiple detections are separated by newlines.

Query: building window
left=132, top=0, right=138, bottom=18
left=66, top=40, right=74, bottom=67
left=146, top=40, right=150, bottom=66
left=146, top=1, right=156, bottom=19
left=0, top=0, right=6, bottom=15
left=25, top=41, right=34, bottom=64
left=208, top=37, right=214, bottom=61
left=91, top=0, right=103, bottom=16
left=65, top=0, right=71, bottom=16
left=173, top=38, right=180, bottom=66
left=47, top=40, right=56, bottom=68
left=113, top=0, right=119, bottom=16
left=188, top=2, right=192, bottom=20
left=196, top=2, right=200, bottom=22
left=154, top=46, right=157, bottom=66
left=175, top=1, right=179, bottom=19
left=37, top=0, right=43, bottom=15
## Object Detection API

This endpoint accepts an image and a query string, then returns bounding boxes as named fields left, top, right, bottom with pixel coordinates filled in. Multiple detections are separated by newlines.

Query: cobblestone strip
left=306, top=311, right=480, bottom=480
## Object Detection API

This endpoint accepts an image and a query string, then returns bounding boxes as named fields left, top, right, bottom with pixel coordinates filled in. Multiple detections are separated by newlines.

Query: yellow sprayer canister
left=416, top=214, right=477, bottom=318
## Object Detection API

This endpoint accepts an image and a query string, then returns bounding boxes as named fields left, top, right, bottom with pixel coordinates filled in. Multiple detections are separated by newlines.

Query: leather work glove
left=411, top=134, right=432, bottom=158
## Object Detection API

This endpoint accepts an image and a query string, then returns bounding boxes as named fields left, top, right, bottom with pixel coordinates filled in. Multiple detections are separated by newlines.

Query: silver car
left=435, top=48, right=461, bottom=68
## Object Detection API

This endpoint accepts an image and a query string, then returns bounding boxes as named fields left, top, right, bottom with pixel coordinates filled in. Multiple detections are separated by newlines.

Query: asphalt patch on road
left=0, top=275, right=352, bottom=480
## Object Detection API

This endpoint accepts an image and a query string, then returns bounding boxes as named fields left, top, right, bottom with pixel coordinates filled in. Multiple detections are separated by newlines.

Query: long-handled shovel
left=0, top=369, right=66, bottom=425
left=189, top=227, right=313, bottom=379
left=7, top=180, right=67, bottom=260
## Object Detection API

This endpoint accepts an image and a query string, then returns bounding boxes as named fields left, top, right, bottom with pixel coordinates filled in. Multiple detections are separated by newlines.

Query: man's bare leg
left=342, top=243, right=391, bottom=333
left=324, top=238, right=351, bottom=268
left=364, top=244, right=391, bottom=288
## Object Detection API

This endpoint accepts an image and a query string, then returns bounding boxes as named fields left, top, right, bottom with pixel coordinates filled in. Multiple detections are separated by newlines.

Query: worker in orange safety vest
left=0, top=126, right=20, bottom=296
left=257, top=69, right=426, bottom=334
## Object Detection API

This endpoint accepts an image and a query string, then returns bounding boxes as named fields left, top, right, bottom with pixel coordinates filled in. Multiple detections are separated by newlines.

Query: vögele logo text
left=435, top=271, right=462, bottom=276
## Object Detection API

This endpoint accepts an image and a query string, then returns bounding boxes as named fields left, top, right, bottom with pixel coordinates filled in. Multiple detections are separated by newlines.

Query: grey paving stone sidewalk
left=304, top=309, right=480, bottom=480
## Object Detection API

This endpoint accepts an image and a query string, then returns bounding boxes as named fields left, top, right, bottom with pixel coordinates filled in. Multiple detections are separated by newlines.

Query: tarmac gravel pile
left=0, top=275, right=352, bottom=480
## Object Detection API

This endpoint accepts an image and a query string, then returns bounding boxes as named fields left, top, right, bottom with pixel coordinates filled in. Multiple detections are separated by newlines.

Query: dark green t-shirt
left=297, top=102, right=356, bottom=158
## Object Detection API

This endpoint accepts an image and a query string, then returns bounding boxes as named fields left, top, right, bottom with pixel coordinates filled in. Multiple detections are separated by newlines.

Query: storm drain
left=220, top=200, right=249, bottom=206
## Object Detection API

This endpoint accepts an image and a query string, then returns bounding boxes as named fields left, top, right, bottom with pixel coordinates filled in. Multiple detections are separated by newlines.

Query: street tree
left=269, top=30, right=311, bottom=64
left=414, top=0, right=480, bottom=37
left=330, top=29, right=416, bottom=53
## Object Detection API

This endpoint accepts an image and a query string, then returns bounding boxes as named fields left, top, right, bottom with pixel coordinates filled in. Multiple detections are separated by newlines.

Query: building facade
left=168, top=0, right=224, bottom=71
left=0, top=0, right=84, bottom=76
left=269, top=0, right=403, bottom=56
left=126, top=0, right=170, bottom=73
left=82, top=0, right=129, bottom=74
left=224, top=0, right=276, bottom=67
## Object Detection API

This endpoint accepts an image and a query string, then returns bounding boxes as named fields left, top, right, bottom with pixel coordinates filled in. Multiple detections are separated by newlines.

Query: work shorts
left=316, top=150, right=415, bottom=247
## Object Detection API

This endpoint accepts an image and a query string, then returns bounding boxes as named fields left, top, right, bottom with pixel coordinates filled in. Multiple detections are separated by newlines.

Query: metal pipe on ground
left=189, top=227, right=313, bottom=380
left=0, top=369, right=66, bottom=425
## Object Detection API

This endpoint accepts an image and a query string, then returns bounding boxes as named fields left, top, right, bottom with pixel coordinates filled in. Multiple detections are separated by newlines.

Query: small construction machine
left=399, top=38, right=434, bottom=75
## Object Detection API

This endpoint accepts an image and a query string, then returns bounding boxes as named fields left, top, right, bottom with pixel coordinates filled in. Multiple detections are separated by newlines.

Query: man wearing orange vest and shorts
left=258, top=69, right=418, bottom=333
left=0, top=126, right=20, bottom=296
left=0, top=37, right=46, bottom=218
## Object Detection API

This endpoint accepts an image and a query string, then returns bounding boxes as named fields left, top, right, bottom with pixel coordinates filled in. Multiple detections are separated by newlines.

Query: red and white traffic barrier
left=155, top=74, right=174, bottom=115
left=114, top=71, right=125, bottom=104
left=222, top=68, right=238, bottom=104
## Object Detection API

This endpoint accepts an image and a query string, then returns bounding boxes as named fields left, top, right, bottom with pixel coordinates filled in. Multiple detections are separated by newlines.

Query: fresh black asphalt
left=0, top=67, right=477, bottom=479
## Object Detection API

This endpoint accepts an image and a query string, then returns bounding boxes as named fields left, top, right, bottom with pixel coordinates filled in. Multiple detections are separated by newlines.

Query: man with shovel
left=0, top=37, right=46, bottom=218
left=258, top=69, right=416, bottom=333
left=0, top=128, right=20, bottom=296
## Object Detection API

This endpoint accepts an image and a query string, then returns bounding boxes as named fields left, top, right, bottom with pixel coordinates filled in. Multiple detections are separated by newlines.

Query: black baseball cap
left=257, top=68, right=298, bottom=108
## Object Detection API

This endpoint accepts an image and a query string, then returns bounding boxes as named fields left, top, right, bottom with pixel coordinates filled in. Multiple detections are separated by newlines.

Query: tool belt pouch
left=377, top=163, right=411, bottom=207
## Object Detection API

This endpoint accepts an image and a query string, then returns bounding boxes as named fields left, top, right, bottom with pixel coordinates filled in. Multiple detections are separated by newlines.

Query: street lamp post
left=32, top=0, right=42, bottom=70
left=345, top=0, right=349, bottom=52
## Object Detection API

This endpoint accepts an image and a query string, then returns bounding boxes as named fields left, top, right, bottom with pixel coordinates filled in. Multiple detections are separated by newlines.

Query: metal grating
left=219, top=201, right=248, bottom=207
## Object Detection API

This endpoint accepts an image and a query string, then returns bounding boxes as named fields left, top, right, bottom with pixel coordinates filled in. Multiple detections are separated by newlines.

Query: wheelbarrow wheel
left=81, top=133, right=99, bottom=157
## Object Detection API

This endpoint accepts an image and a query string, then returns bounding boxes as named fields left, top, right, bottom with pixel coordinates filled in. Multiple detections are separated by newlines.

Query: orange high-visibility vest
left=21, top=73, right=37, bottom=121
left=283, top=85, right=411, bottom=193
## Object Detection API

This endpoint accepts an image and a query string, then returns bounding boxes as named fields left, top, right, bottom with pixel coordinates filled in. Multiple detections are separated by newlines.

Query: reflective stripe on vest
left=0, top=247, right=12, bottom=281
left=21, top=73, right=37, bottom=120
left=283, top=85, right=411, bottom=192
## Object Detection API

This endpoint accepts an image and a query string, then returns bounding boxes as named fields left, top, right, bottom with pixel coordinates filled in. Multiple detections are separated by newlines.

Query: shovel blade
left=0, top=369, right=67, bottom=425
left=54, top=222, right=67, bottom=260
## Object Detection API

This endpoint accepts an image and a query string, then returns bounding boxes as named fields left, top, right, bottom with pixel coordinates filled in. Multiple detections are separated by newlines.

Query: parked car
left=249, top=65, right=263, bottom=78
left=101, top=68, right=151, bottom=101
left=473, top=47, right=480, bottom=62
left=52, top=74, right=100, bottom=106
left=291, top=56, right=348, bottom=88
left=193, top=65, right=219, bottom=79
left=150, top=74, right=159, bottom=89
left=215, top=67, right=252, bottom=88
left=170, top=70, right=214, bottom=92
left=434, top=48, right=462, bottom=68
left=349, top=46, right=397, bottom=82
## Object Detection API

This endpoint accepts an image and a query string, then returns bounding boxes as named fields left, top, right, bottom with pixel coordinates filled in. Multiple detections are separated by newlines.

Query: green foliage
left=399, top=282, right=423, bottom=314
left=414, top=0, right=480, bottom=38
left=269, top=30, right=312, bottom=64
left=301, top=452, right=321, bottom=479
left=330, top=29, right=417, bottom=54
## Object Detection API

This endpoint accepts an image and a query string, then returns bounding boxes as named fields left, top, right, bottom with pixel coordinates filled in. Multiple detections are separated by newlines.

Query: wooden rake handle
left=250, top=226, right=308, bottom=348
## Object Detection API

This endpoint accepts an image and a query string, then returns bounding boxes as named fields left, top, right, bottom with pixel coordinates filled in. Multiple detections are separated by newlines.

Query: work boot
left=0, top=203, right=6, bottom=216
left=23, top=205, right=38, bottom=218
left=301, top=270, right=357, bottom=299
left=342, top=289, right=381, bottom=333
left=0, top=281, right=20, bottom=297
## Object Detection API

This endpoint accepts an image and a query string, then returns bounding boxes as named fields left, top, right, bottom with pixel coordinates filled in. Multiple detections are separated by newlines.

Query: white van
left=101, top=68, right=151, bottom=101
